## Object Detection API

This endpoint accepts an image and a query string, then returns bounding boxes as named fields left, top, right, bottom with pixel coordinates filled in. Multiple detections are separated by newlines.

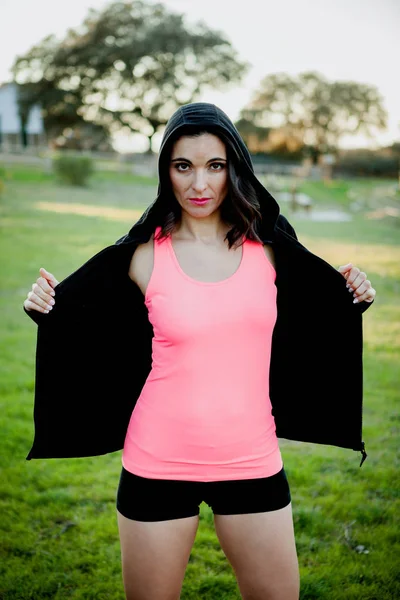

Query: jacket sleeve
left=23, top=283, right=62, bottom=326
left=22, top=241, right=123, bottom=327
left=24, top=305, right=43, bottom=326
left=275, top=213, right=374, bottom=315
left=24, top=242, right=153, bottom=460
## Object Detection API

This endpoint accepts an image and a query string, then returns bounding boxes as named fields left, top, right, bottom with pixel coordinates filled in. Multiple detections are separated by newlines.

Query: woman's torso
left=122, top=226, right=282, bottom=481
left=128, top=228, right=276, bottom=296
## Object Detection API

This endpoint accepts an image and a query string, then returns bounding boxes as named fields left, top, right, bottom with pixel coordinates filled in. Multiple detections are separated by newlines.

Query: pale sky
left=1, top=0, right=399, bottom=151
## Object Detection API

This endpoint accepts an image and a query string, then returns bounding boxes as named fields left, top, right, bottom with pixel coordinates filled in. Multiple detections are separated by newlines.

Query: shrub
left=53, top=154, right=94, bottom=186
left=334, top=154, right=399, bottom=178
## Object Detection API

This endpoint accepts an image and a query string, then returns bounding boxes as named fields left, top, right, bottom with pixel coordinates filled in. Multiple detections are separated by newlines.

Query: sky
left=1, top=0, right=399, bottom=151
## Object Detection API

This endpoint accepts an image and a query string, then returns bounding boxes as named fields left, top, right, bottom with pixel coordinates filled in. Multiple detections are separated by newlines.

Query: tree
left=12, top=0, right=249, bottom=151
left=234, top=118, right=272, bottom=153
left=239, top=71, right=388, bottom=159
left=235, top=117, right=304, bottom=158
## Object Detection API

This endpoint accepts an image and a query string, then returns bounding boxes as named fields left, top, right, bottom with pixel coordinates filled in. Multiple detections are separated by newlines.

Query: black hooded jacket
left=25, top=103, right=371, bottom=465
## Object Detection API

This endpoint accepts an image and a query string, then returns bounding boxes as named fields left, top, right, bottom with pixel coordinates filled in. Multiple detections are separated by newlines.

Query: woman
left=24, top=102, right=375, bottom=600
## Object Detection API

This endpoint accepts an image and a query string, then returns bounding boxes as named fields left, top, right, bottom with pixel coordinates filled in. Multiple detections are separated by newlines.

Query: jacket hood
left=123, top=102, right=280, bottom=243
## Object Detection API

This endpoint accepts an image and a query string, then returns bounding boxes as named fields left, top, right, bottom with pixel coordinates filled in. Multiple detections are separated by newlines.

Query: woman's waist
left=143, top=366, right=272, bottom=395
left=135, top=383, right=273, bottom=419
left=127, top=396, right=277, bottom=442
left=124, top=414, right=280, bottom=464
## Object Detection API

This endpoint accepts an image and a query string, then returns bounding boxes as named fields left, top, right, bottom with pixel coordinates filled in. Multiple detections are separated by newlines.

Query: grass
left=0, top=165, right=399, bottom=599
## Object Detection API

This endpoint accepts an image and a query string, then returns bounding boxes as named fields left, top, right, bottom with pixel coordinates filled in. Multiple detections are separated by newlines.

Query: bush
left=334, top=153, right=399, bottom=178
left=53, top=154, right=94, bottom=186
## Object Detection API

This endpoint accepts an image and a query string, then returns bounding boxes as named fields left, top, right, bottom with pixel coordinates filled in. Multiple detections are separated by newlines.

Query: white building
left=0, top=82, right=46, bottom=151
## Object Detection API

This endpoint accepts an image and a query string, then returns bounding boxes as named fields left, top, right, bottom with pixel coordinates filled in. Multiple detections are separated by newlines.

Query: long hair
left=155, top=126, right=264, bottom=248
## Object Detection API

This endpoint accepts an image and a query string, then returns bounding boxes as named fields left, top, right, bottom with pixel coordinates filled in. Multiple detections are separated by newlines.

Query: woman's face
left=169, top=133, right=228, bottom=218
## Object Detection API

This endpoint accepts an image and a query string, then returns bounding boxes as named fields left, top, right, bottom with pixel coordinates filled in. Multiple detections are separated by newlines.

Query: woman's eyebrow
left=170, top=157, right=227, bottom=163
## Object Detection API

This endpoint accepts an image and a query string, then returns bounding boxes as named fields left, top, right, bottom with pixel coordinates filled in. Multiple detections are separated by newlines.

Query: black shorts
left=116, top=467, right=291, bottom=522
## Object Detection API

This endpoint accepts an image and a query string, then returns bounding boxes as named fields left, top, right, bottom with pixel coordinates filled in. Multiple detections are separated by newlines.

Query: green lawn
left=0, top=165, right=399, bottom=599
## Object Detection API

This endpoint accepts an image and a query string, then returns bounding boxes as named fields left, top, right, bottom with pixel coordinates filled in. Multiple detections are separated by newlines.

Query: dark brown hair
left=155, top=127, right=264, bottom=248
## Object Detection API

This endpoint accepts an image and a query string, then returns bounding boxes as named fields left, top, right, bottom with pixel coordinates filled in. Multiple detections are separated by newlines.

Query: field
left=0, top=164, right=399, bottom=599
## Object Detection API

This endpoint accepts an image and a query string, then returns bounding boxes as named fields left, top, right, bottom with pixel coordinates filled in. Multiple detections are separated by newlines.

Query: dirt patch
left=365, top=206, right=400, bottom=220
left=35, top=201, right=142, bottom=222
left=292, top=209, right=352, bottom=222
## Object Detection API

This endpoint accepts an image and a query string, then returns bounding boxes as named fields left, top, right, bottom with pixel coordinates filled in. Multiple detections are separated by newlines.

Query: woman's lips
left=189, top=198, right=211, bottom=205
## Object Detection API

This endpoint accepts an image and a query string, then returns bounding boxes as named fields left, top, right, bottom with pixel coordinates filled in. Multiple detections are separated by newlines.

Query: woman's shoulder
left=128, top=234, right=155, bottom=294
left=262, top=243, right=276, bottom=269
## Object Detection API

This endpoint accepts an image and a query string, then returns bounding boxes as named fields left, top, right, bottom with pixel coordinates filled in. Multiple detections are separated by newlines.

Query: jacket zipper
left=359, top=441, right=367, bottom=467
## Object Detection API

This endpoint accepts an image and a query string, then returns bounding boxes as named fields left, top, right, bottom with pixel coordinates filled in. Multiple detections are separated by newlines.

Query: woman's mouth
left=189, top=198, right=211, bottom=205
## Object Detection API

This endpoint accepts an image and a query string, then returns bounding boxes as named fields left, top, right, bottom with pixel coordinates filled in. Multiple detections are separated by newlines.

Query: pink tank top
left=122, top=227, right=282, bottom=481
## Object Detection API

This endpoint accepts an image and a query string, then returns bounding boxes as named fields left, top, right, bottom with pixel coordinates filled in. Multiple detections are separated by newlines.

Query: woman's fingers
left=338, top=263, right=353, bottom=276
left=338, top=264, right=376, bottom=304
left=353, top=287, right=376, bottom=304
left=39, top=267, right=59, bottom=288
left=349, top=270, right=367, bottom=291
left=35, top=276, right=56, bottom=298
left=24, top=268, right=58, bottom=313
left=24, top=290, right=54, bottom=313
left=351, top=278, right=371, bottom=296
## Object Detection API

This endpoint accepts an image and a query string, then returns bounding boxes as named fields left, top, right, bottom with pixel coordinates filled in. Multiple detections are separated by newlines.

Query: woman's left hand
left=338, top=263, right=376, bottom=304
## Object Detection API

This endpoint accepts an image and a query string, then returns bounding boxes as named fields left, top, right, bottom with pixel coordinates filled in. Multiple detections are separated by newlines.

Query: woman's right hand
left=24, top=268, right=59, bottom=314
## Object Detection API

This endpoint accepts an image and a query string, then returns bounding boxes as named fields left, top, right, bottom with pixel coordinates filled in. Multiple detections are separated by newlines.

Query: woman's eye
left=173, top=162, right=225, bottom=172
left=175, top=163, right=190, bottom=171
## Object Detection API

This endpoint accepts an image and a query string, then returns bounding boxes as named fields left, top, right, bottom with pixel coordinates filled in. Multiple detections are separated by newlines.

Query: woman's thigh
left=117, top=510, right=199, bottom=600
left=213, top=503, right=299, bottom=600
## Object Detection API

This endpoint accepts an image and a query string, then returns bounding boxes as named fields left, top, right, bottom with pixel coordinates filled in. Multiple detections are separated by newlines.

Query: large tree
left=239, top=71, right=387, bottom=158
left=13, top=0, right=249, bottom=150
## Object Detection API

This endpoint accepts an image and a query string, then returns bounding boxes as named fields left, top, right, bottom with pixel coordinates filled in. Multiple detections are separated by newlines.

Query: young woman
left=23, top=103, right=375, bottom=600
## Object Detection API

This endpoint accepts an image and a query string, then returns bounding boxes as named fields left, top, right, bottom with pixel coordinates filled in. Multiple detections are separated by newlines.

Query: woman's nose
left=192, top=171, right=207, bottom=192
